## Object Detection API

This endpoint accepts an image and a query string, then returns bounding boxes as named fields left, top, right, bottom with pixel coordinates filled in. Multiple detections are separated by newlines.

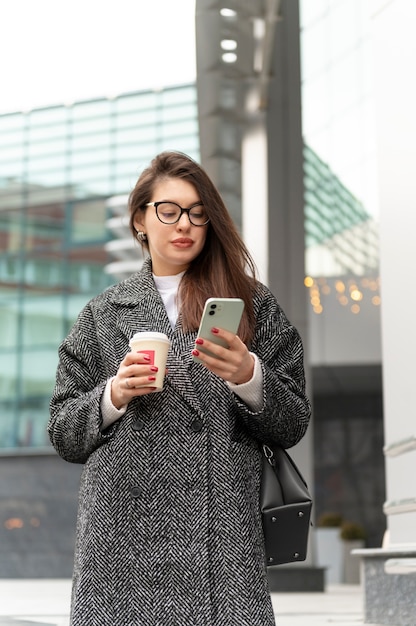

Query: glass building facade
left=299, top=0, right=384, bottom=546
left=0, top=71, right=379, bottom=460
left=0, top=84, right=199, bottom=452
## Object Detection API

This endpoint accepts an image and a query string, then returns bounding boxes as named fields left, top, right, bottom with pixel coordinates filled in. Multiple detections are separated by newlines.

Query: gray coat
left=49, top=259, right=311, bottom=626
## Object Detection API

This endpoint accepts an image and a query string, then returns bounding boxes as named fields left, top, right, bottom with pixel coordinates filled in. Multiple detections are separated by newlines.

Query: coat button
left=190, top=419, right=203, bottom=432
left=130, top=486, right=143, bottom=498
left=132, top=419, right=145, bottom=431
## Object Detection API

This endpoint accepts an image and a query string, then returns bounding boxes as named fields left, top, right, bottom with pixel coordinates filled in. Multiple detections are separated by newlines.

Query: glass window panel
left=21, top=294, right=64, bottom=347
left=115, top=109, right=158, bottom=129
left=71, top=132, right=112, bottom=150
left=81, top=179, right=113, bottom=196
left=21, top=348, right=59, bottom=394
left=0, top=161, right=25, bottom=179
left=0, top=113, right=25, bottom=133
left=115, top=143, right=158, bottom=169
left=0, top=85, right=200, bottom=451
left=28, top=154, right=68, bottom=172
left=0, top=297, right=18, bottom=350
left=29, top=106, right=68, bottom=125
left=70, top=164, right=111, bottom=184
left=72, top=99, right=113, bottom=119
left=114, top=174, right=138, bottom=195
left=23, top=204, right=66, bottom=254
left=26, top=171, right=69, bottom=191
left=161, top=103, right=196, bottom=122
left=173, top=139, right=199, bottom=160
left=70, top=147, right=112, bottom=167
left=28, top=124, right=67, bottom=141
left=161, top=120, right=198, bottom=139
left=67, top=259, right=109, bottom=293
left=0, top=259, right=21, bottom=287
left=115, top=142, right=148, bottom=161
left=0, top=143, right=25, bottom=161
left=70, top=199, right=108, bottom=243
left=0, top=209, right=23, bottom=252
left=13, top=395, right=52, bottom=448
left=116, top=125, right=157, bottom=144
left=27, top=138, right=67, bottom=157
left=116, top=92, right=158, bottom=113
left=0, top=351, right=18, bottom=402
left=18, top=347, right=58, bottom=448
left=160, top=86, right=196, bottom=105
left=26, top=256, right=64, bottom=288
left=72, top=117, right=112, bottom=134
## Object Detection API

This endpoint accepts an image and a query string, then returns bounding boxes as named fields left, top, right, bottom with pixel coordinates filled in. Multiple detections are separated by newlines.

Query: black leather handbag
left=260, top=444, right=312, bottom=566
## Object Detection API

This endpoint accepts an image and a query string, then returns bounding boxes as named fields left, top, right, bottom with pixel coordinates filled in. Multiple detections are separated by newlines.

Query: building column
left=357, top=1, right=416, bottom=623
left=242, top=0, right=321, bottom=591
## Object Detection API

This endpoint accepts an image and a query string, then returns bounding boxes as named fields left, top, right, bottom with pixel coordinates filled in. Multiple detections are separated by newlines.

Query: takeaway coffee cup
left=129, top=331, right=170, bottom=392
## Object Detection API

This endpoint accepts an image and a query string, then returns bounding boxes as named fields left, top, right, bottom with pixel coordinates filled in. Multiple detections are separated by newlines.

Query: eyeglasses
left=145, top=201, right=210, bottom=226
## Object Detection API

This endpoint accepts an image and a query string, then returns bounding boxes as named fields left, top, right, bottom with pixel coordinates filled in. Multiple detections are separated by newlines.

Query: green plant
left=317, top=512, right=343, bottom=528
left=340, top=521, right=366, bottom=541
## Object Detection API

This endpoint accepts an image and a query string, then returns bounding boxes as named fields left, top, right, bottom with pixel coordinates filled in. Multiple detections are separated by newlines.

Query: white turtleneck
left=153, top=272, right=184, bottom=329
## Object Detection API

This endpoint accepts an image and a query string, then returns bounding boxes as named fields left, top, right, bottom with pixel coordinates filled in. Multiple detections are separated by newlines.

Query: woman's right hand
left=111, top=352, right=160, bottom=409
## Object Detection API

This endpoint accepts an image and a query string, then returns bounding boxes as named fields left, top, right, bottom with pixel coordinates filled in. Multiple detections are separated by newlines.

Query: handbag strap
left=262, top=443, right=309, bottom=489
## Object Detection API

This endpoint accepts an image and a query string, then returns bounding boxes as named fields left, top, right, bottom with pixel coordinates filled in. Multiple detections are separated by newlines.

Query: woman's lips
left=171, top=238, right=193, bottom=248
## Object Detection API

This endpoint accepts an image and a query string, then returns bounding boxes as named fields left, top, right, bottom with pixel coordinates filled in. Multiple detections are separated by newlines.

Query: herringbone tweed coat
left=49, top=259, right=311, bottom=626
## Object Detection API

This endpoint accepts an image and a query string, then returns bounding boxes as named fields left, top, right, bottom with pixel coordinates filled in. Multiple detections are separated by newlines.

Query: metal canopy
left=195, top=0, right=282, bottom=224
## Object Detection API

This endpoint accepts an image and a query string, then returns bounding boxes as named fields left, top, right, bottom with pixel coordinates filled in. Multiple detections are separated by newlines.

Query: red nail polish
left=150, top=366, right=158, bottom=372
left=211, top=327, right=219, bottom=334
left=195, top=338, right=204, bottom=345
left=148, top=376, right=156, bottom=381
left=140, top=353, right=151, bottom=361
left=192, top=349, right=200, bottom=357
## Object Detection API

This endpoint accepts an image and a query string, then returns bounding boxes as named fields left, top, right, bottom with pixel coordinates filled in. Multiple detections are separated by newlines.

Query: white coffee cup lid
left=130, top=331, right=170, bottom=342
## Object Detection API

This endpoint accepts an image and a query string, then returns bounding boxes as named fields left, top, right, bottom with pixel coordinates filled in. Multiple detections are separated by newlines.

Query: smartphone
left=193, top=297, right=245, bottom=360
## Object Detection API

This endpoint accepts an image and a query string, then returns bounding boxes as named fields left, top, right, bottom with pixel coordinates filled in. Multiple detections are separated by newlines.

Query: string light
left=305, top=275, right=381, bottom=314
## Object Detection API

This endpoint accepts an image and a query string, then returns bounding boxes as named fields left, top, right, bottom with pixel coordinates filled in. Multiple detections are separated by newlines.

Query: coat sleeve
left=233, top=287, right=311, bottom=449
left=48, top=303, right=117, bottom=464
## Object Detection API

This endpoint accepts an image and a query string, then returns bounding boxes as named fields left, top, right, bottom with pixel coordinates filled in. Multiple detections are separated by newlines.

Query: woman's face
left=134, top=177, right=209, bottom=276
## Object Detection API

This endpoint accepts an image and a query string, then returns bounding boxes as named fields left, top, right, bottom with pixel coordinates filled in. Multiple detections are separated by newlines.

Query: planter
left=342, top=540, right=364, bottom=584
left=315, top=528, right=343, bottom=584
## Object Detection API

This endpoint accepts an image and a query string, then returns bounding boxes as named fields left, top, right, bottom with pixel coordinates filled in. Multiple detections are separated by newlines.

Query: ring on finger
left=125, top=379, right=131, bottom=389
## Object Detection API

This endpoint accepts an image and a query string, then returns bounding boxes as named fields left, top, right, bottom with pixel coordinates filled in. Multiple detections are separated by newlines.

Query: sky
left=1, top=0, right=196, bottom=115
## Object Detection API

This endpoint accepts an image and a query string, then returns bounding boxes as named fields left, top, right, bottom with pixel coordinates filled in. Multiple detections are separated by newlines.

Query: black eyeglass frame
left=145, top=201, right=210, bottom=226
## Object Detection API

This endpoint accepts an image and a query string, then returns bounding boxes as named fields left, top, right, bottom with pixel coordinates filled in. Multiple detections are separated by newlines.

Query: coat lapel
left=110, top=259, right=204, bottom=417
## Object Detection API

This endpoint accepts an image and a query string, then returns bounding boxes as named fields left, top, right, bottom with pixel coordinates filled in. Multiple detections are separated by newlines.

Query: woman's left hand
left=192, top=327, right=254, bottom=384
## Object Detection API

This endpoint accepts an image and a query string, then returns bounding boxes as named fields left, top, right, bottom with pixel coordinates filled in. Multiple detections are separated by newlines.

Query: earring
left=136, top=231, right=148, bottom=243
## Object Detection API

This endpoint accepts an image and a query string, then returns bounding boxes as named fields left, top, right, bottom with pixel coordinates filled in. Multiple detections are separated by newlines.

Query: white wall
left=372, top=0, right=416, bottom=547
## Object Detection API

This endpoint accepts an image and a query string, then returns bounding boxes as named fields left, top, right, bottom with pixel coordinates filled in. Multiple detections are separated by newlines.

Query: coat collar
left=107, top=257, right=157, bottom=307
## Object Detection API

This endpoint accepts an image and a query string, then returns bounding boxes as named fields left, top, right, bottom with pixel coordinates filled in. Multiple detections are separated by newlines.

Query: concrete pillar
left=241, top=101, right=268, bottom=284
left=242, top=0, right=320, bottom=590
left=357, top=1, right=416, bottom=623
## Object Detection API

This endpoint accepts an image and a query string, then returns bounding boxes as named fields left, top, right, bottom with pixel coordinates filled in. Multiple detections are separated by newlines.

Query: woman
left=49, top=151, right=311, bottom=626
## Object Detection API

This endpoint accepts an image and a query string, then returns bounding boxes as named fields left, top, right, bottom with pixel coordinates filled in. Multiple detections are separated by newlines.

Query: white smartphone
left=193, top=297, right=245, bottom=360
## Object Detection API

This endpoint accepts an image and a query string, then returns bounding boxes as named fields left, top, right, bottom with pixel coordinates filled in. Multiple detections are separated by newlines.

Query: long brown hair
left=128, top=151, right=257, bottom=345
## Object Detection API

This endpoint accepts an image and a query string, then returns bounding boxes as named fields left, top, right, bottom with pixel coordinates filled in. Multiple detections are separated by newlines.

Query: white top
left=153, top=272, right=184, bottom=329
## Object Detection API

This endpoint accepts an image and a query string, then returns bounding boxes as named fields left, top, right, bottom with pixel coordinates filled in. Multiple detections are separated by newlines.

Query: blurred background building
left=1, top=2, right=414, bottom=620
